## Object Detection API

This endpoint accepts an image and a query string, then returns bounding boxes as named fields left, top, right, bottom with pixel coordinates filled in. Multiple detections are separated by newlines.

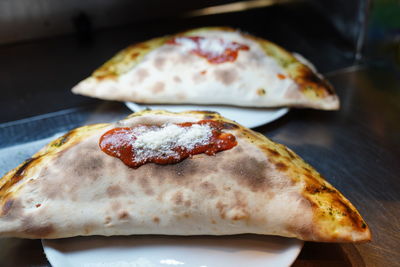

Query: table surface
left=0, top=65, right=399, bottom=267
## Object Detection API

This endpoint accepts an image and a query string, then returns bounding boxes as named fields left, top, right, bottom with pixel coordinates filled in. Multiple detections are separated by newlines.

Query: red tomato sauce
left=99, top=120, right=237, bottom=168
left=167, top=36, right=249, bottom=64
left=277, top=73, right=287, bottom=80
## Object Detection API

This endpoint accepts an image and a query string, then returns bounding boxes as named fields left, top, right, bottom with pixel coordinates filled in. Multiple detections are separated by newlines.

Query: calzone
left=0, top=110, right=369, bottom=241
left=72, top=27, right=339, bottom=110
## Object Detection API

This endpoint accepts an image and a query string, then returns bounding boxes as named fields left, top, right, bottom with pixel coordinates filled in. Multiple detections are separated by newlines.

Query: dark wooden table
left=0, top=65, right=399, bottom=267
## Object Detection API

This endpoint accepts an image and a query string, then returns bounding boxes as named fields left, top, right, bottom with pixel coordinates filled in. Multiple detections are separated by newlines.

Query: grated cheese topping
left=132, top=123, right=212, bottom=161
left=174, top=37, right=198, bottom=52
left=100, top=120, right=238, bottom=168
left=174, top=37, right=244, bottom=56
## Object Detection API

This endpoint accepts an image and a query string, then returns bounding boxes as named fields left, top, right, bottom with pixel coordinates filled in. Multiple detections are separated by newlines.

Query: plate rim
left=42, top=235, right=304, bottom=267
left=124, top=102, right=289, bottom=128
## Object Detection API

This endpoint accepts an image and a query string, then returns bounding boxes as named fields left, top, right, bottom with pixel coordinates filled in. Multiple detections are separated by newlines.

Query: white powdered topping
left=132, top=123, right=212, bottom=161
left=174, top=37, right=245, bottom=56
left=198, top=38, right=226, bottom=56
left=174, top=37, right=198, bottom=52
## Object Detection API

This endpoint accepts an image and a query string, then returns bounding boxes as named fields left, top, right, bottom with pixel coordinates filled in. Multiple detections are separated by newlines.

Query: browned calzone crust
left=0, top=111, right=370, bottom=241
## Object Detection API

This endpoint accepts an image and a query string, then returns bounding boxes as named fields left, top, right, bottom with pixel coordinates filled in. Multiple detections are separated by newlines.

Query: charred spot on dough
left=236, top=128, right=262, bottom=141
left=304, top=180, right=368, bottom=233
left=303, top=167, right=312, bottom=174
left=201, top=111, right=220, bottom=120
left=234, top=191, right=248, bottom=208
left=83, top=223, right=95, bottom=235
left=304, top=173, right=321, bottom=185
left=200, top=181, right=218, bottom=197
left=118, top=211, right=130, bottom=220
left=95, top=73, right=117, bottom=80
left=172, top=191, right=183, bottom=205
left=106, top=185, right=125, bottom=197
left=104, top=216, right=112, bottom=224
left=203, top=114, right=215, bottom=120
left=296, top=66, right=335, bottom=96
left=2, top=196, right=24, bottom=220
left=223, top=185, right=232, bottom=191
left=216, top=201, right=227, bottom=219
left=264, top=147, right=281, bottom=157
left=214, top=69, right=238, bottom=86
left=224, top=157, right=272, bottom=192
left=150, top=82, right=165, bottom=94
left=135, top=42, right=149, bottom=49
left=153, top=216, right=160, bottom=223
left=173, top=76, right=182, bottom=83
left=257, top=88, right=266, bottom=96
left=130, top=52, right=140, bottom=59
left=228, top=193, right=250, bottom=221
left=184, top=200, right=192, bottom=207
left=51, top=132, right=72, bottom=148
left=73, top=155, right=104, bottom=179
left=2, top=199, right=13, bottom=215
left=22, top=221, right=54, bottom=238
left=211, top=219, right=217, bottom=224
left=153, top=159, right=198, bottom=182
left=285, top=148, right=297, bottom=160
left=275, top=162, right=289, bottom=171
left=230, top=209, right=249, bottom=221
left=306, top=184, right=336, bottom=195
left=0, top=157, right=38, bottom=195
left=139, top=177, right=154, bottom=195
left=174, top=159, right=198, bottom=177
left=221, top=122, right=239, bottom=130
left=136, top=68, right=149, bottom=82
left=332, top=198, right=367, bottom=231
left=154, top=57, right=166, bottom=70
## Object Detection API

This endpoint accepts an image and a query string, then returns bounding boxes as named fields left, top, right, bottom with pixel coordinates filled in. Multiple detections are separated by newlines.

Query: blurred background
left=0, top=0, right=399, bottom=123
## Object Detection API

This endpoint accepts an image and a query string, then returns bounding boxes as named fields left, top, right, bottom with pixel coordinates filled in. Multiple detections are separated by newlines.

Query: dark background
left=0, top=0, right=384, bottom=123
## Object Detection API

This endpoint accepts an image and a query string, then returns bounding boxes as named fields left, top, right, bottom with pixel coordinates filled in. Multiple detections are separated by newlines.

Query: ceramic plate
left=43, top=235, right=303, bottom=267
left=125, top=102, right=289, bottom=128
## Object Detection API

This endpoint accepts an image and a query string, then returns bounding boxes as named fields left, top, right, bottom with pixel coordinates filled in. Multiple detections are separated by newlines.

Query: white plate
left=43, top=235, right=303, bottom=267
left=125, top=102, right=289, bottom=128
